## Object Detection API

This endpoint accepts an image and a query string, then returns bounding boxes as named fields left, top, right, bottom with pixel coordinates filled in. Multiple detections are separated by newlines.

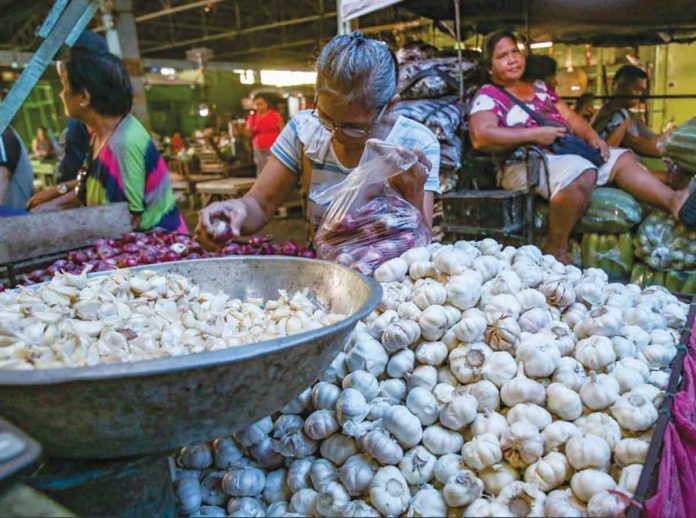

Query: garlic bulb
left=565, top=433, right=611, bottom=471
left=540, top=274, right=576, bottom=307
left=580, top=372, right=620, bottom=410
left=250, top=437, right=285, bottom=470
left=471, top=410, right=509, bottom=439
left=387, top=349, right=415, bottom=379
left=466, top=498, right=516, bottom=517
left=443, top=470, right=484, bottom=507
left=574, top=335, right=616, bottom=370
left=369, top=466, right=411, bottom=516
left=507, top=403, right=553, bottom=431
left=484, top=294, right=522, bottom=320
left=575, top=279, right=606, bottom=307
left=304, top=410, right=339, bottom=441
left=382, top=319, right=422, bottom=352
left=315, top=481, right=351, bottom=516
left=226, top=497, right=264, bottom=517
left=375, top=257, right=408, bottom=283
left=524, top=451, right=571, bottom=491
left=417, top=305, right=449, bottom=341
left=367, top=310, right=399, bottom=338
left=552, top=357, right=587, bottom=392
left=517, top=335, right=561, bottom=378
left=399, top=445, right=437, bottom=485
left=439, top=393, right=479, bottom=430
left=263, top=468, right=290, bottom=504
left=449, top=342, right=492, bottom=383
left=212, top=439, right=243, bottom=469
left=542, top=421, right=579, bottom=454
left=496, top=480, right=546, bottom=517
left=434, top=453, right=465, bottom=485
left=380, top=378, right=408, bottom=402
left=454, top=308, right=488, bottom=342
left=234, top=417, right=272, bottom=447
left=176, top=478, right=203, bottom=515
left=286, top=458, right=313, bottom=493
left=543, top=323, right=577, bottom=356
left=221, top=466, right=266, bottom=497
left=463, top=379, right=501, bottom=412
left=340, top=500, right=380, bottom=517
left=576, top=306, right=624, bottom=338
left=611, top=393, right=658, bottom=432
left=408, top=365, right=438, bottom=391
left=447, top=274, right=483, bottom=310
left=179, top=444, right=213, bottom=470
left=422, top=424, right=464, bottom=455
left=618, top=464, right=643, bottom=494
left=406, top=386, right=440, bottom=426
left=545, top=488, right=587, bottom=517
left=501, top=420, right=544, bottom=468
left=614, top=438, right=649, bottom=467
left=309, top=458, right=338, bottom=491
left=200, top=472, right=226, bottom=507
left=415, top=341, right=448, bottom=366
left=311, top=382, right=342, bottom=410
left=649, top=370, right=670, bottom=390
left=398, top=301, right=422, bottom=321
left=518, top=307, right=550, bottom=333
left=191, top=505, right=227, bottom=517
left=336, top=388, right=369, bottom=425
left=359, top=429, right=404, bottom=465
left=342, top=370, right=380, bottom=401
left=563, top=302, right=589, bottom=330
left=339, top=454, right=377, bottom=496
left=484, top=316, right=521, bottom=351
left=639, top=343, right=676, bottom=370
left=271, top=415, right=317, bottom=458
left=515, top=288, right=547, bottom=312
left=482, top=351, right=517, bottom=387
left=402, top=246, right=431, bottom=266
left=474, top=255, right=502, bottom=282
left=629, top=383, right=662, bottom=405
left=570, top=469, right=617, bottom=502
left=546, top=383, right=583, bottom=421
left=478, top=462, right=520, bottom=496
left=281, top=388, right=312, bottom=414
left=413, top=282, right=447, bottom=310
left=406, top=486, right=447, bottom=517
left=289, top=487, right=318, bottom=514
left=663, top=302, right=687, bottom=329
left=611, top=357, right=650, bottom=393
left=576, top=413, right=622, bottom=450
left=587, top=490, right=630, bottom=517
left=500, top=366, right=546, bottom=407
left=462, top=433, right=503, bottom=470
left=410, top=260, right=436, bottom=280
left=432, top=382, right=455, bottom=405
left=321, top=351, right=348, bottom=383
left=345, top=332, right=388, bottom=377
left=384, top=405, right=423, bottom=448
left=265, top=502, right=288, bottom=517
left=479, top=238, right=503, bottom=257
left=319, top=433, right=357, bottom=466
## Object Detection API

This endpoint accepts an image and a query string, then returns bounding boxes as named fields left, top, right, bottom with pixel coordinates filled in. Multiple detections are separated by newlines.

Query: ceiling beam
left=142, top=11, right=337, bottom=54
left=216, top=38, right=323, bottom=58
left=95, top=0, right=224, bottom=31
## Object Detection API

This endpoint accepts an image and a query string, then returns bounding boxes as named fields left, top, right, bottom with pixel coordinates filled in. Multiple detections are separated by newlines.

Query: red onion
left=118, top=256, right=139, bottom=268
left=170, top=243, right=187, bottom=255
left=221, top=243, right=241, bottom=255
left=211, top=217, right=234, bottom=243
left=299, top=248, right=317, bottom=259
left=281, top=239, right=300, bottom=256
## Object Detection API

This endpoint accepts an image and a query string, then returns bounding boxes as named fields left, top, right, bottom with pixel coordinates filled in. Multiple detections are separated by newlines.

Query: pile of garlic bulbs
left=172, top=239, right=688, bottom=517
left=0, top=269, right=344, bottom=369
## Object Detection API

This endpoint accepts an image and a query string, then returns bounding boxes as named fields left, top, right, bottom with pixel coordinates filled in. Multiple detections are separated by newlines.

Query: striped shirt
left=81, top=114, right=185, bottom=233
left=271, top=110, right=440, bottom=225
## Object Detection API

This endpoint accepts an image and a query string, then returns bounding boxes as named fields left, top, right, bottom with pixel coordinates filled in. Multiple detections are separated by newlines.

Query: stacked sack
left=171, top=238, right=688, bottom=517
left=392, top=42, right=480, bottom=241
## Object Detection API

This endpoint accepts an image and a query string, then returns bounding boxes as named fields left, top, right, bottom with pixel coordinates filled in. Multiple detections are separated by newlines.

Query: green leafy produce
left=575, top=188, right=643, bottom=234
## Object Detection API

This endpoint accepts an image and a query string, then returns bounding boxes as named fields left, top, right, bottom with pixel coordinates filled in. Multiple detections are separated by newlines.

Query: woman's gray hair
left=315, top=32, right=398, bottom=111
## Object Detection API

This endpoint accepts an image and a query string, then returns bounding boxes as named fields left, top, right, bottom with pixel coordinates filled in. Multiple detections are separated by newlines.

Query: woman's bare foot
left=543, top=241, right=571, bottom=265
left=670, top=185, right=692, bottom=221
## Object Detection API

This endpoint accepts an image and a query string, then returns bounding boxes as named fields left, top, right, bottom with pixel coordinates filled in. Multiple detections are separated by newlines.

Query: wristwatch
left=56, top=182, right=69, bottom=195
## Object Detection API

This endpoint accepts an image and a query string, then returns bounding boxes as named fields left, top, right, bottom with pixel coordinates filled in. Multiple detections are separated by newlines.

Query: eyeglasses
left=312, top=97, right=388, bottom=139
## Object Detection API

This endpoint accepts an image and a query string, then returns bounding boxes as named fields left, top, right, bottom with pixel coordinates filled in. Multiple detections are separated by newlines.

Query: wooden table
left=195, top=177, right=256, bottom=207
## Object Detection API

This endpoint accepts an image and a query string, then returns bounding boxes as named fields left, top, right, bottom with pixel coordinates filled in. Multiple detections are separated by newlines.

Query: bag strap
left=493, top=84, right=549, bottom=127
left=298, top=147, right=315, bottom=246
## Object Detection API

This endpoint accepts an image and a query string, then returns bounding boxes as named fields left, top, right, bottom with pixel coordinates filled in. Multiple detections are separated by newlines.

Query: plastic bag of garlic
left=172, top=238, right=689, bottom=518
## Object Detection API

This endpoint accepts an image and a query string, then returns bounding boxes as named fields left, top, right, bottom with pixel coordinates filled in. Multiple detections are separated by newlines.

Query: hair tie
left=350, top=31, right=366, bottom=42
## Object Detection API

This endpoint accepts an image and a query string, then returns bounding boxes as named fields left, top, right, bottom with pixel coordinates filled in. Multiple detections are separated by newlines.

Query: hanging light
left=198, top=103, right=210, bottom=117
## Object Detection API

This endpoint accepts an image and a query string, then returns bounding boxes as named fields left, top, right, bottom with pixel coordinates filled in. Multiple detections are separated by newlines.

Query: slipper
left=678, top=179, right=696, bottom=227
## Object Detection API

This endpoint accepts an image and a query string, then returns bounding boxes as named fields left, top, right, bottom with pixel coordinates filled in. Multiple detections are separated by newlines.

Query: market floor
left=182, top=208, right=308, bottom=243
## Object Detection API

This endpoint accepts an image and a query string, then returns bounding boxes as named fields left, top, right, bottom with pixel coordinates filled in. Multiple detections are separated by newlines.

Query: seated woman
left=30, top=51, right=186, bottom=233
left=468, top=30, right=695, bottom=263
left=31, top=126, right=56, bottom=160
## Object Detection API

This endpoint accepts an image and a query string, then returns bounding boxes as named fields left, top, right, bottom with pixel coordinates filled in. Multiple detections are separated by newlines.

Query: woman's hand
left=588, top=135, right=610, bottom=161
left=532, top=126, right=567, bottom=147
left=26, top=186, right=60, bottom=209
left=389, top=148, right=431, bottom=210
left=197, top=199, right=249, bottom=251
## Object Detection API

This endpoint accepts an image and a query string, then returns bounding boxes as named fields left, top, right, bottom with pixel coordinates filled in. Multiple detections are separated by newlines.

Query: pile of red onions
left=20, top=230, right=316, bottom=285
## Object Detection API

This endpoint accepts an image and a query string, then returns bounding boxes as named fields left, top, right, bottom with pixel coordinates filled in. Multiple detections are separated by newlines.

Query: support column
left=106, top=0, right=149, bottom=126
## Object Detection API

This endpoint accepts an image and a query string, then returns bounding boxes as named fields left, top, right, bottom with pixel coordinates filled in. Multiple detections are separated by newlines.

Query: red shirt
left=247, top=109, right=283, bottom=150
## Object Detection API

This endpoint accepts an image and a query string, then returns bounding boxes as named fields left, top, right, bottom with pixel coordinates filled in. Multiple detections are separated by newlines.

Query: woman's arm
left=469, top=111, right=566, bottom=152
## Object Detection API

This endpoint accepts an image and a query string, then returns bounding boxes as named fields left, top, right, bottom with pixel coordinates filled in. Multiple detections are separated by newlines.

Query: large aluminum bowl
left=0, top=257, right=381, bottom=458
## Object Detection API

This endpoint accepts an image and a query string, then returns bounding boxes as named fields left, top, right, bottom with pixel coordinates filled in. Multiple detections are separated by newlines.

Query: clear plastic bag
left=313, top=138, right=431, bottom=276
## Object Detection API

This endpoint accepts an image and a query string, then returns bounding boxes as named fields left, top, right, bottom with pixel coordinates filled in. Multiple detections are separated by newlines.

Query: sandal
left=678, top=179, right=696, bottom=227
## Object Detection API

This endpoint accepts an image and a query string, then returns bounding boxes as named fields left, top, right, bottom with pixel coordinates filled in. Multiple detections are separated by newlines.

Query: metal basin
left=0, top=257, right=381, bottom=458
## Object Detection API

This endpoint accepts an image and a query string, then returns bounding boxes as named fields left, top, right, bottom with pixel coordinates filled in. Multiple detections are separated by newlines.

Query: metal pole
left=453, top=0, right=464, bottom=101
left=336, top=0, right=352, bottom=35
